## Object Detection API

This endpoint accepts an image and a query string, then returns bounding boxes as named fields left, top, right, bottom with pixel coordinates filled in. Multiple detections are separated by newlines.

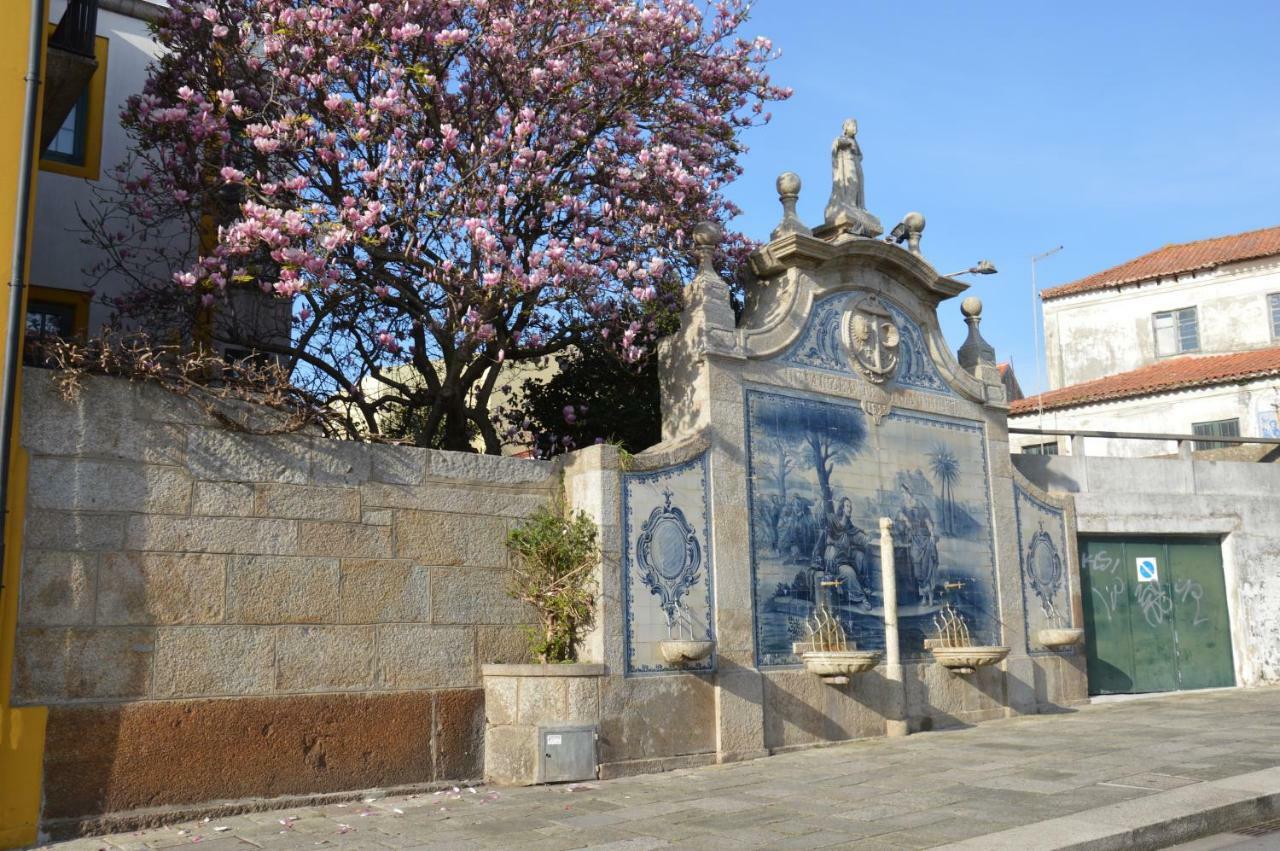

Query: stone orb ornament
left=691, top=220, right=723, bottom=271
left=776, top=171, right=802, bottom=197
left=692, top=220, right=724, bottom=248
left=770, top=172, right=810, bottom=240
left=961, top=296, right=983, bottom=318
left=902, top=211, right=925, bottom=233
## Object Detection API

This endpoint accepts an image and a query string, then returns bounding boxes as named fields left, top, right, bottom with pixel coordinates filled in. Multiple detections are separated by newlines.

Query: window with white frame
left=1269, top=293, right=1280, bottom=339
left=1153, top=307, right=1199, bottom=356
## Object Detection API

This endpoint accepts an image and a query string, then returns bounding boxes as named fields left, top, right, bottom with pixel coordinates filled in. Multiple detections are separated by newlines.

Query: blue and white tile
left=1014, top=485, right=1072, bottom=653
left=621, top=453, right=715, bottom=674
left=780, top=292, right=954, bottom=397
left=745, top=387, right=998, bottom=667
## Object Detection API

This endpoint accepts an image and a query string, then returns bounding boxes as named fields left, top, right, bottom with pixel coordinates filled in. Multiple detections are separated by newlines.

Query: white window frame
left=1152, top=306, right=1200, bottom=357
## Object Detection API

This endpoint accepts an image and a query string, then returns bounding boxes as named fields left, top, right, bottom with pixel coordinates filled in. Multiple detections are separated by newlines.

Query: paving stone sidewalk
left=46, top=687, right=1280, bottom=851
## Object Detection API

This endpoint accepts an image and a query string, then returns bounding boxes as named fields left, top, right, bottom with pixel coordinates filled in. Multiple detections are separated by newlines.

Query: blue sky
left=725, top=1, right=1280, bottom=394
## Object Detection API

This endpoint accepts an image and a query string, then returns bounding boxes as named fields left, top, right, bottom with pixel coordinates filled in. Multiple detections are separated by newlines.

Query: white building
left=26, top=0, right=163, bottom=350
left=1009, top=225, right=1280, bottom=456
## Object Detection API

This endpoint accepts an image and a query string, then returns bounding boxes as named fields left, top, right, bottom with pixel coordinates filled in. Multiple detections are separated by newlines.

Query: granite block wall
left=15, top=370, right=556, bottom=828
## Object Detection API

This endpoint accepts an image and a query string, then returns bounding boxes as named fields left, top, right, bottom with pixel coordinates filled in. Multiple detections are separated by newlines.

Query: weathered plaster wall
left=1014, top=453, right=1280, bottom=687
left=1008, top=379, right=1280, bottom=457
left=16, top=370, right=555, bottom=827
left=1042, top=255, right=1280, bottom=390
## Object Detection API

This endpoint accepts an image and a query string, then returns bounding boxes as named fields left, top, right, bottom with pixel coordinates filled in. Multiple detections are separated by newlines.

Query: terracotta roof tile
left=1041, top=225, right=1280, bottom=300
left=1008, top=346, right=1280, bottom=415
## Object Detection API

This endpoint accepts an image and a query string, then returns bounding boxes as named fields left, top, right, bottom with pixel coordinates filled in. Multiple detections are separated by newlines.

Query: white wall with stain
left=1014, top=453, right=1280, bottom=687
left=1042, top=255, right=1280, bottom=390
left=1008, top=378, right=1280, bottom=456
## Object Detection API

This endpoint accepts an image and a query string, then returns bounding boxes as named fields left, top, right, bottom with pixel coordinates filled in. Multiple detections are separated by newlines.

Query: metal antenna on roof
left=1031, top=246, right=1064, bottom=433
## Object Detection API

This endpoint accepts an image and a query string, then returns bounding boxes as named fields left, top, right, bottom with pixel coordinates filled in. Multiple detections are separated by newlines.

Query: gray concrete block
left=276, top=625, right=375, bottom=692
left=12, top=626, right=154, bottom=703
left=30, top=457, right=192, bottom=514
left=187, top=429, right=311, bottom=484
left=376, top=624, right=476, bottom=689
left=226, top=555, right=340, bottom=624
left=125, top=515, right=298, bottom=555
left=96, top=552, right=226, bottom=625
left=152, top=625, right=275, bottom=697
left=337, top=559, right=430, bottom=624
left=18, top=550, right=97, bottom=626
left=431, top=566, right=532, bottom=625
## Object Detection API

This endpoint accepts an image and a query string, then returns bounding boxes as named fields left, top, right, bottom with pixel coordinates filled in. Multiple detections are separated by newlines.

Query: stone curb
left=39, top=779, right=462, bottom=842
left=942, top=766, right=1280, bottom=850
left=480, top=663, right=606, bottom=677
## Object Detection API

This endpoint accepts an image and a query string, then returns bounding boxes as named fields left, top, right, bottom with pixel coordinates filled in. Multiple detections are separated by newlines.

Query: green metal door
left=1166, top=540, right=1235, bottom=690
left=1079, top=537, right=1234, bottom=696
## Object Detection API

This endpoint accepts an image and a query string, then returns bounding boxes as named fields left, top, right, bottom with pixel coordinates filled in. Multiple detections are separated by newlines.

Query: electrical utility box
left=537, top=724, right=598, bottom=784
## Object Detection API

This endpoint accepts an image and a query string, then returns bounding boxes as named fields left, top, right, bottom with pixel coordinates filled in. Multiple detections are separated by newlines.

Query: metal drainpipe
left=0, top=0, right=48, bottom=595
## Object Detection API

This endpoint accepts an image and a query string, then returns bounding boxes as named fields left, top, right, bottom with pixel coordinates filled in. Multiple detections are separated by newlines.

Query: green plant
left=505, top=499, right=598, bottom=663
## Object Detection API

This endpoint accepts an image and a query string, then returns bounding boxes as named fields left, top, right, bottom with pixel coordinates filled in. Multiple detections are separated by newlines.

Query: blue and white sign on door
left=1136, top=557, right=1159, bottom=583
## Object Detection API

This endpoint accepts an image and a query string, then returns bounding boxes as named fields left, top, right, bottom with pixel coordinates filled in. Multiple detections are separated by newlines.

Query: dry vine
left=37, top=332, right=348, bottom=438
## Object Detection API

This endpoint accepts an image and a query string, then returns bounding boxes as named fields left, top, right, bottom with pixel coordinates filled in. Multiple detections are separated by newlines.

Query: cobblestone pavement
left=46, top=688, right=1280, bottom=851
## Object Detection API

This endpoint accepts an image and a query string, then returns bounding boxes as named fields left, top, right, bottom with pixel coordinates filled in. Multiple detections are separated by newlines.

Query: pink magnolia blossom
left=89, top=0, right=786, bottom=453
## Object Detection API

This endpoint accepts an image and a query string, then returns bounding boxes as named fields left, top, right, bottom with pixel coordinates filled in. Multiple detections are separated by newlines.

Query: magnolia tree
left=86, top=0, right=787, bottom=452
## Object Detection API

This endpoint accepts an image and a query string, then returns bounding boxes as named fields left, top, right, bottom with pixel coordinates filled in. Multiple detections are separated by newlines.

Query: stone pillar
left=879, top=518, right=908, bottom=737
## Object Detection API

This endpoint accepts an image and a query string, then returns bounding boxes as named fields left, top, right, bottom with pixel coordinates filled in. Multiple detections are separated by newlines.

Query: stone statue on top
left=817, top=118, right=884, bottom=240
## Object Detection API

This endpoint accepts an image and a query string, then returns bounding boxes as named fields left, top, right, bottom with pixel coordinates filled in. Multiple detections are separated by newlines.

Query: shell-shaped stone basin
left=1037, top=627, right=1085, bottom=650
left=929, top=645, right=1010, bottom=674
left=659, top=639, right=715, bottom=665
left=801, top=650, right=882, bottom=678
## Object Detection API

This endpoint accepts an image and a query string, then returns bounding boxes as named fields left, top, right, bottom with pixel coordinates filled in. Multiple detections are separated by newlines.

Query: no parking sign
left=1136, top=557, right=1159, bottom=583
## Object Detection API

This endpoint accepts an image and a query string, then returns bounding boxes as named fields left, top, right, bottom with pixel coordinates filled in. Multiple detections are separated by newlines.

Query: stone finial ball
left=776, top=172, right=802, bottom=196
left=903, top=211, right=926, bottom=232
left=692, top=221, right=723, bottom=248
left=961, top=296, right=983, bottom=318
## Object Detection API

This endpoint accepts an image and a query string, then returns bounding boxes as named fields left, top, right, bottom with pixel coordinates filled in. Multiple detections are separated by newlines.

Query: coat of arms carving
left=846, top=294, right=900, bottom=384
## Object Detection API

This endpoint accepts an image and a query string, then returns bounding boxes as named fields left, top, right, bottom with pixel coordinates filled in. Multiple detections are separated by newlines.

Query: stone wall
left=1014, top=453, right=1280, bottom=687
left=15, top=370, right=556, bottom=828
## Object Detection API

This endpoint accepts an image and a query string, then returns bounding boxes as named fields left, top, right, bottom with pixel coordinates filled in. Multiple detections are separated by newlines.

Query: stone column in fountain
left=880, top=517, right=908, bottom=737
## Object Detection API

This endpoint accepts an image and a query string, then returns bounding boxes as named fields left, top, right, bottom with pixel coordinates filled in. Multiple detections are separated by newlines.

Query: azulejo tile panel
left=621, top=453, right=715, bottom=674
left=745, top=387, right=999, bottom=667
left=1014, top=484, right=1072, bottom=653
left=780, top=292, right=954, bottom=396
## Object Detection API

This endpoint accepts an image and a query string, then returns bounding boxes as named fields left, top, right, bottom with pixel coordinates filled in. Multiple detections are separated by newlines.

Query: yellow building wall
left=0, top=1, right=48, bottom=847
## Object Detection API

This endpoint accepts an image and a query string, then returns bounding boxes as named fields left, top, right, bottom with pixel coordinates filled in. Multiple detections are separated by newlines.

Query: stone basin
left=801, top=649, right=882, bottom=683
left=659, top=639, right=715, bottom=665
left=1037, top=627, right=1085, bottom=650
left=928, top=645, right=1010, bottom=675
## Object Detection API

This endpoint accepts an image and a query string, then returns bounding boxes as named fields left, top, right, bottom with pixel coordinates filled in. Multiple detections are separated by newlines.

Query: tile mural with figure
left=746, top=388, right=999, bottom=666
left=621, top=453, right=715, bottom=674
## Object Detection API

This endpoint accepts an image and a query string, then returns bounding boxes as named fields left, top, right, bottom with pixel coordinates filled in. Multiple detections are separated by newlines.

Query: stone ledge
left=944, top=766, right=1280, bottom=850
left=481, top=663, right=606, bottom=678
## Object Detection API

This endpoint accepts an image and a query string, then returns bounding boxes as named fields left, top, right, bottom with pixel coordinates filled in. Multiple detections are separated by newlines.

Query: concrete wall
left=1009, top=378, right=1280, bottom=456
left=1014, top=453, right=1280, bottom=687
left=15, top=370, right=555, bottom=829
left=1043, top=255, right=1280, bottom=390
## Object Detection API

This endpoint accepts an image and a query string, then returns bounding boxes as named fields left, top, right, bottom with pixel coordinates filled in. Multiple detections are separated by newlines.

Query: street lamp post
left=945, top=260, right=998, bottom=278
left=1031, top=245, right=1064, bottom=431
